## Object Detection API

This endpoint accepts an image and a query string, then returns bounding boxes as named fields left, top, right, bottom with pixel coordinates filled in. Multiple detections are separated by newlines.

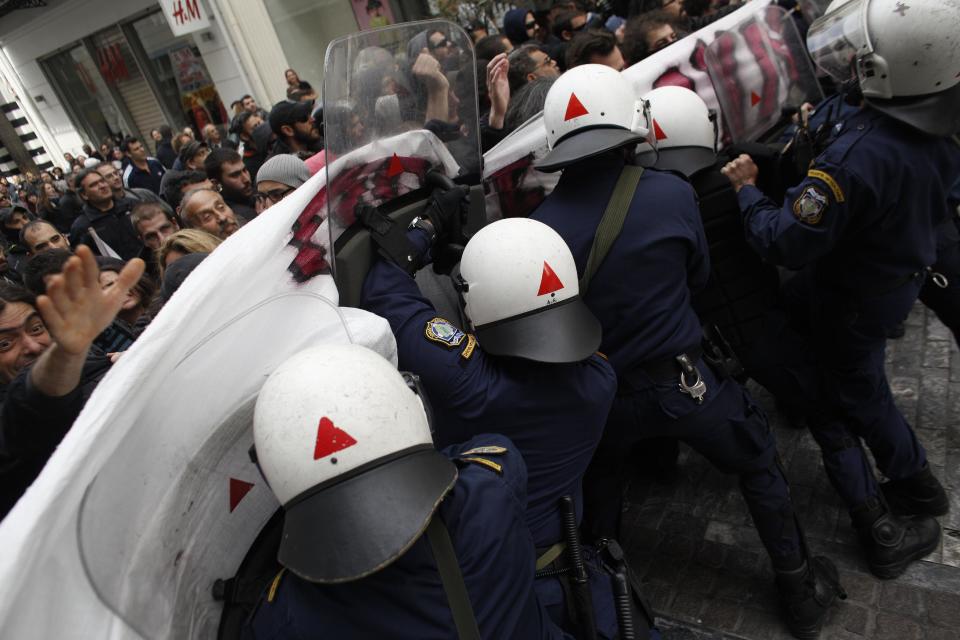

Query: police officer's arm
left=722, top=154, right=863, bottom=269
left=685, top=187, right=711, bottom=294
left=360, top=229, right=485, bottom=409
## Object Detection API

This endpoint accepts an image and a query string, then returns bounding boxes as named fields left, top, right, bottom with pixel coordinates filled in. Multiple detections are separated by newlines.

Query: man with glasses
left=254, top=155, right=311, bottom=213
left=502, top=8, right=541, bottom=46
left=95, top=162, right=165, bottom=208
left=507, top=44, right=560, bottom=92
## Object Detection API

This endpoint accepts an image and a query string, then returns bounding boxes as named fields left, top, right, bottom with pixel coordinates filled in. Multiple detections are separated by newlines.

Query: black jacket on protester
left=156, top=140, right=177, bottom=169
left=0, top=349, right=112, bottom=520
left=69, top=197, right=143, bottom=260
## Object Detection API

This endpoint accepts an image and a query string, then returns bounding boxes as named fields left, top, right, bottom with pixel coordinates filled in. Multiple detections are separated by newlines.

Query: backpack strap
left=426, top=515, right=481, bottom=640
left=579, top=165, right=644, bottom=295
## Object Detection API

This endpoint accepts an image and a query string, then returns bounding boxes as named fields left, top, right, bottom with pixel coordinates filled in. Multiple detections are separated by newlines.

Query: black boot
left=775, top=556, right=846, bottom=640
left=851, top=497, right=941, bottom=579
left=880, top=464, right=949, bottom=517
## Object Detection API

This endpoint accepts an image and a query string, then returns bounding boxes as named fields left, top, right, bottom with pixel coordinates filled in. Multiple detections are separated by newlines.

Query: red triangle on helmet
left=564, top=93, right=589, bottom=121
left=314, top=416, right=358, bottom=460
left=653, top=119, right=668, bottom=141
left=537, top=261, right=565, bottom=296
left=387, top=153, right=404, bottom=177
left=750, top=91, right=761, bottom=107
left=229, top=478, right=254, bottom=513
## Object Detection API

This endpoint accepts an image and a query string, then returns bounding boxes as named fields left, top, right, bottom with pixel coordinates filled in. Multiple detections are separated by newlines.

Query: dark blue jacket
left=737, top=107, right=960, bottom=293
left=531, top=153, right=710, bottom=374
left=242, top=434, right=572, bottom=640
left=361, top=230, right=617, bottom=549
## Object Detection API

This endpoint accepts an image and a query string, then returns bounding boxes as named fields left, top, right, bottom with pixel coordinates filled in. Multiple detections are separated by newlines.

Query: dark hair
left=507, top=44, right=548, bottom=92
left=623, top=11, right=677, bottom=64
left=204, top=148, right=243, bottom=183
left=130, top=201, right=176, bottom=233
left=552, top=10, right=585, bottom=39
left=475, top=34, right=512, bottom=62
left=162, top=170, right=209, bottom=208
left=23, top=251, right=71, bottom=296
left=98, top=258, right=157, bottom=309
left=566, top=29, right=618, bottom=69
left=505, top=77, right=556, bottom=132
left=121, top=136, right=141, bottom=153
left=159, top=125, right=173, bottom=140
left=19, top=219, right=58, bottom=247
left=241, top=94, right=253, bottom=102
left=74, top=167, right=103, bottom=195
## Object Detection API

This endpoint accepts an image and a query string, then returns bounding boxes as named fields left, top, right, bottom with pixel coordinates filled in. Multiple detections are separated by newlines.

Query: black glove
left=422, top=184, right=469, bottom=246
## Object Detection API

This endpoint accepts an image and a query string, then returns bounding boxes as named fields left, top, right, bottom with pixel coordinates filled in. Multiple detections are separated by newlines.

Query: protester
left=22, top=249, right=71, bottom=296
left=204, top=148, right=256, bottom=222
left=120, top=137, right=166, bottom=195
left=179, top=188, right=240, bottom=240
left=130, top=202, right=180, bottom=252
left=202, top=124, right=223, bottom=149
left=475, top=33, right=513, bottom=61
left=156, top=229, right=222, bottom=277
left=21, top=220, right=71, bottom=257
left=622, top=10, right=682, bottom=64
left=255, top=154, right=310, bottom=212
left=268, top=100, right=322, bottom=159
left=284, top=69, right=318, bottom=102
left=507, top=44, right=560, bottom=92
left=566, top=29, right=626, bottom=70
left=69, top=167, right=141, bottom=260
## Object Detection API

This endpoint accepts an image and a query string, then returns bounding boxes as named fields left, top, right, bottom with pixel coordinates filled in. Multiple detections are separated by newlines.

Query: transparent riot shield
left=77, top=295, right=353, bottom=639
left=323, top=21, right=482, bottom=306
left=798, top=0, right=833, bottom=24
left=704, top=5, right=824, bottom=143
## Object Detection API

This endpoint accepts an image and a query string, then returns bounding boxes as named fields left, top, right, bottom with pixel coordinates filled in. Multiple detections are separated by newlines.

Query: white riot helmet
left=457, top=217, right=601, bottom=362
left=807, top=0, right=960, bottom=136
left=253, top=344, right=456, bottom=583
left=636, top=86, right=718, bottom=177
left=537, top=64, right=651, bottom=172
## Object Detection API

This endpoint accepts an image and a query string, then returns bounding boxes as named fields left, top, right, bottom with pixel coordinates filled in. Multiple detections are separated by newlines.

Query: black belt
left=625, top=345, right=703, bottom=384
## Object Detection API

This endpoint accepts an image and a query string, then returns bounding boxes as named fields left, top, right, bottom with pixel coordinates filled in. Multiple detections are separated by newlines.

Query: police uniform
left=361, top=230, right=625, bottom=639
left=734, top=105, right=960, bottom=508
left=531, top=152, right=804, bottom=568
left=242, top=434, right=572, bottom=640
left=361, top=229, right=617, bottom=550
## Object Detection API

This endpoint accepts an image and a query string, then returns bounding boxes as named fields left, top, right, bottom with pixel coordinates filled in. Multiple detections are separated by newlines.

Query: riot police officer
left=721, top=0, right=960, bottom=580
left=360, top=217, right=654, bottom=639
left=242, top=343, right=570, bottom=639
left=530, top=64, right=844, bottom=639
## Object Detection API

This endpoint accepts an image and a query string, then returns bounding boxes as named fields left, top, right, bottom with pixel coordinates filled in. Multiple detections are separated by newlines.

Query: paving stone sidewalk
left=620, top=303, right=960, bottom=640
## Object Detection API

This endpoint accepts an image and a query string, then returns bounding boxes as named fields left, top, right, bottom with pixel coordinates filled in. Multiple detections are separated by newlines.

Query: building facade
left=0, top=0, right=429, bottom=174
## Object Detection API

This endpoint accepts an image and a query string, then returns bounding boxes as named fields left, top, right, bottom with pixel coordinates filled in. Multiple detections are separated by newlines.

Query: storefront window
left=40, top=45, right=130, bottom=146
left=129, top=12, right=228, bottom=135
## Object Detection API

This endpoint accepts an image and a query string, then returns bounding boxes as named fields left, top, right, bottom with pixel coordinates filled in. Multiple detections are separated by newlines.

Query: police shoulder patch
left=792, top=185, right=828, bottom=225
left=458, top=456, right=503, bottom=474
left=462, top=445, right=509, bottom=456
left=424, top=317, right=466, bottom=348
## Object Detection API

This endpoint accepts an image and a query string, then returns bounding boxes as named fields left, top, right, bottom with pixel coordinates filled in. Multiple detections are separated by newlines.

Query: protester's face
left=291, top=118, right=320, bottom=144
left=95, top=165, right=123, bottom=194
left=100, top=270, right=141, bottom=311
left=127, top=140, right=147, bottom=162
left=25, top=223, right=69, bottom=255
left=565, top=15, right=587, bottom=40
left=349, top=115, right=366, bottom=145
left=5, top=211, right=29, bottom=231
left=64, top=153, right=74, bottom=162
left=203, top=125, right=220, bottom=143
left=524, top=13, right=540, bottom=39
left=219, top=160, right=253, bottom=198
left=242, top=97, right=258, bottom=113
left=40, top=172, right=52, bottom=184
left=183, top=191, right=239, bottom=239
left=81, top=172, right=113, bottom=206
left=428, top=31, right=451, bottom=61
left=285, top=70, right=299, bottom=85
left=242, top=115, right=264, bottom=140
left=592, top=45, right=625, bottom=71
left=529, top=50, right=560, bottom=81
left=647, top=23, right=679, bottom=54
left=661, top=0, right=685, bottom=18
left=256, top=179, right=295, bottom=212
left=151, top=129, right=162, bottom=142
left=43, top=183, right=58, bottom=198
left=0, top=302, right=50, bottom=384
left=136, top=212, right=180, bottom=250
left=187, top=147, right=210, bottom=170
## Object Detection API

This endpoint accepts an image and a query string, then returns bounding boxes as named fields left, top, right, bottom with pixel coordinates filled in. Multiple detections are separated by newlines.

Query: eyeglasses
left=525, top=21, right=538, bottom=29
left=428, top=37, right=450, bottom=50
left=255, top=186, right=294, bottom=204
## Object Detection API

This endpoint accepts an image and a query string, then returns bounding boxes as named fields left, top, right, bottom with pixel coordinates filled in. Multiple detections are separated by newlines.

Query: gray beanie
left=256, top=154, right=312, bottom=189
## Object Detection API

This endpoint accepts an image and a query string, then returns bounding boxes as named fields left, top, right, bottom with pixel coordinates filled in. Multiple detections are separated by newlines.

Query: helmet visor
left=806, top=0, right=871, bottom=84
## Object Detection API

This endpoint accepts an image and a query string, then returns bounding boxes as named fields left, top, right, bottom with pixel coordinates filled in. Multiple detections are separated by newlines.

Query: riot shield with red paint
left=704, top=5, right=823, bottom=143
left=323, top=20, right=483, bottom=306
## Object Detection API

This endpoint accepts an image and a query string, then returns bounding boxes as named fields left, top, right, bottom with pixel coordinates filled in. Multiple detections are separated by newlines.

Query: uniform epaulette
left=458, top=456, right=503, bottom=474
left=267, top=568, right=287, bottom=603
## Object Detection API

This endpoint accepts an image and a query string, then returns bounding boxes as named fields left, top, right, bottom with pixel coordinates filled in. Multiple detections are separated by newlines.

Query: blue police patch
left=424, top=317, right=467, bottom=348
left=792, top=185, right=828, bottom=225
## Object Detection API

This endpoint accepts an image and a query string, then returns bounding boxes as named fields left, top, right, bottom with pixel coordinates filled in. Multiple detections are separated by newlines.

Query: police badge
left=424, top=317, right=467, bottom=348
left=792, top=186, right=828, bottom=225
